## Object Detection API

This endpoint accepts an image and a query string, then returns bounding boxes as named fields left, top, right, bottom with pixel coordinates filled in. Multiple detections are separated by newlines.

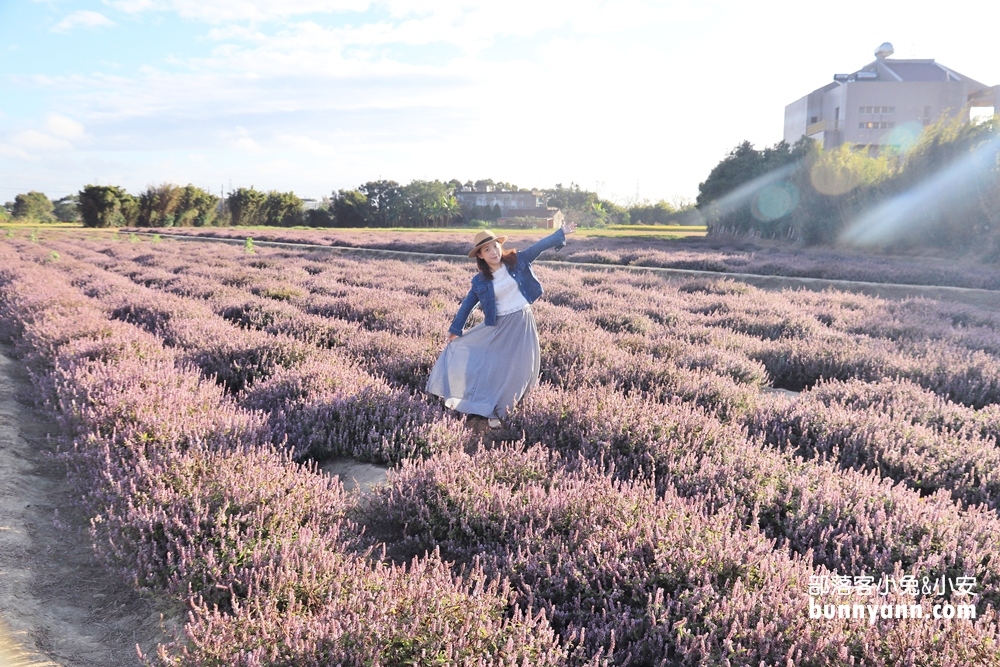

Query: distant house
left=497, top=208, right=565, bottom=230
left=455, top=186, right=545, bottom=216
left=784, top=42, right=998, bottom=150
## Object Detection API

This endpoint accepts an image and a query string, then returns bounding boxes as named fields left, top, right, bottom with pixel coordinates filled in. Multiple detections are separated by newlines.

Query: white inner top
left=492, top=264, right=529, bottom=316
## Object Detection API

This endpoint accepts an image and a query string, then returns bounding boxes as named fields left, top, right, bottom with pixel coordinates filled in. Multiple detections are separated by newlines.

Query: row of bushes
left=0, top=191, right=79, bottom=223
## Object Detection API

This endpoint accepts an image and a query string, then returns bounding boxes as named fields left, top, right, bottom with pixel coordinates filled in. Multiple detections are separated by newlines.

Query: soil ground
left=0, top=346, right=177, bottom=667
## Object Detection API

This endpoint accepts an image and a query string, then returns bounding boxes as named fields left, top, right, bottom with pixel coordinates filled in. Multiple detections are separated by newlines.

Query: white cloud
left=12, top=129, right=74, bottom=151
left=229, top=126, right=264, bottom=152
left=0, top=143, right=34, bottom=160
left=274, top=134, right=336, bottom=155
left=105, top=0, right=371, bottom=22
left=51, top=10, right=115, bottom=33
left=45, top=113, right=86, bottom=140
left=233, top=137, right=263, bottom=151
left=206, top=25, right=269, bottom=42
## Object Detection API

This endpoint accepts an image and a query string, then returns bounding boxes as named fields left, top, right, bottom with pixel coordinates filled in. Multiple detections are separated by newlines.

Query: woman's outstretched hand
left=564, top=221, right=577, bottom=235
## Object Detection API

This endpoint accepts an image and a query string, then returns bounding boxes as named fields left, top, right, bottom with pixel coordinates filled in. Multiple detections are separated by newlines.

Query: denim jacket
left=448, top=227, right=567, bottom=337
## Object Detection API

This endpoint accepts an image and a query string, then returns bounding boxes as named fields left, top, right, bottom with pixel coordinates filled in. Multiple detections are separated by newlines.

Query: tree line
left=697, top=115, right=1000, bottom=255
left=3, top=179, right=694, bottom=230
left=0, top=191, right=80, bottom=223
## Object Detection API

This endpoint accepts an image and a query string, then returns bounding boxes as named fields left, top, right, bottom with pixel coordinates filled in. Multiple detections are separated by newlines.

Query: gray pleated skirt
left=426, top=306, right=540, bottom=420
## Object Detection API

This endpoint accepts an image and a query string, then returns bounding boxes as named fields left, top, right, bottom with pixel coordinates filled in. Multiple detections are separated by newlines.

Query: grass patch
left=0, top=222, right=85, bottom=229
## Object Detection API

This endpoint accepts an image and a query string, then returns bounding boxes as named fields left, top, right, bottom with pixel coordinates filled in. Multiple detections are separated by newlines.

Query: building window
left=860, top=106, right=896, bottom=115
left=859, top=121, right=883, bottom=130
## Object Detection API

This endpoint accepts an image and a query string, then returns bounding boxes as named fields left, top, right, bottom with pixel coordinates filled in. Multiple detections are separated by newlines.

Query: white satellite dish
left=875, top=42, right=894, bottom=59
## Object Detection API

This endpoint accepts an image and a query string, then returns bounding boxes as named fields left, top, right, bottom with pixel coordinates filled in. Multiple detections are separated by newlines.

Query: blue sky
left=2, top=1, right=998, bottom=204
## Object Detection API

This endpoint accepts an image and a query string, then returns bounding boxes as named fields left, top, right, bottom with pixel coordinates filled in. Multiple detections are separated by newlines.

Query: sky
left=1, top=1, right=999, bottom=205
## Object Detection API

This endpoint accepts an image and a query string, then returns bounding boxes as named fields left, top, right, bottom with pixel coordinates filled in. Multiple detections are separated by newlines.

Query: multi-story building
left=453, top=185, right=546, bottom=215
left=454, top=185, right=563, bottom=228
left=784, top=43, right=998, bottom=150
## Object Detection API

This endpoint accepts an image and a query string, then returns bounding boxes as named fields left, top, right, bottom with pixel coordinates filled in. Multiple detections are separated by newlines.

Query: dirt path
left=0, top=347, right=175, bottom=667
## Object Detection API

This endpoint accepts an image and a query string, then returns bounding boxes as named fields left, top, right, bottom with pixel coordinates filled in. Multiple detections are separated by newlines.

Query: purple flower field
left=2, top=229, right=1000, bottom=665
left=137, top=226, right=1000, bottom=291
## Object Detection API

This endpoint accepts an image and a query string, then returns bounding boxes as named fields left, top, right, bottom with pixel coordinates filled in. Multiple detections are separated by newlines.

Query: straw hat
left=468, top=230, right=508, bottom=258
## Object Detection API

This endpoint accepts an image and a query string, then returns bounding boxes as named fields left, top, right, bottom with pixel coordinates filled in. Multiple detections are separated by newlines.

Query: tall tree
left=545, top=183, right=597, bottom=210
left=331, top=189, right=370, bottom=227
left=52, top=195, right=81, bottom=222
left=137, top=184, right=219, bottom=227
left=628, top=200, right=678, bottom=225
left=542, top=183, right=628, bottom=227
left=262, top=191, right=304, bottom=227
left=137, top=183, right=184, bottom=227
left=359, top=180, right=404, bottom=227
left=12, top=191, right=55, bottom=222
left=696, top=139, right=812, bottom=236
left=401, top=180, right=459, bottom=227
left=226, top=187, right=268, bottom=226
left=78, top=185, right=138, bottom=228
left=176, top=185, right=220, bottom=227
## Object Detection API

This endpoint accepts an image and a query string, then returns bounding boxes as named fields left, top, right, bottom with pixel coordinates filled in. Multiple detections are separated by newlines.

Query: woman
left=426, top=222, right=577, bottom=428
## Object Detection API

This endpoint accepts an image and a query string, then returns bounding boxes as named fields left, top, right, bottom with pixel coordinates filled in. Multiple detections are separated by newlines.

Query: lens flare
left=883, top=121, right=923, bottom=154
left=752, top=182, right=799, bottom=221
left=701, top=162, right=800, bottom=222
left=810, top=160, right=859, bottom=196
left=839, top=136, right=1000, bottom=247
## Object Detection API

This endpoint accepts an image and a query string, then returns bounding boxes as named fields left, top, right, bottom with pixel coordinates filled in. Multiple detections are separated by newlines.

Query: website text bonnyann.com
left=807, top=574, right=978, bottom=624
left=809, top=599, right=977, bottom=624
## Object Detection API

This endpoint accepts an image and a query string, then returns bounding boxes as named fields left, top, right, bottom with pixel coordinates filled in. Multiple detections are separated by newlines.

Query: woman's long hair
left=477, top=249, right=518, bottom=281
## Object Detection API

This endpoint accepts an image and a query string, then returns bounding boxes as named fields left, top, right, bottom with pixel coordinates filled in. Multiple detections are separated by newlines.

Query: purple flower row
left=370, top=442, right=1000, bottom=664
left=747, top=377, right=1000, bottom=509
left=7, top=231, right=1000, bottom=664
left=501, top=382, right=1000, bottom=609
left=136, top=226, right=1000, bottom=290
left=52, top=234, right=1000, bottom=416
left=1, top=239, right=563, bottom=664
